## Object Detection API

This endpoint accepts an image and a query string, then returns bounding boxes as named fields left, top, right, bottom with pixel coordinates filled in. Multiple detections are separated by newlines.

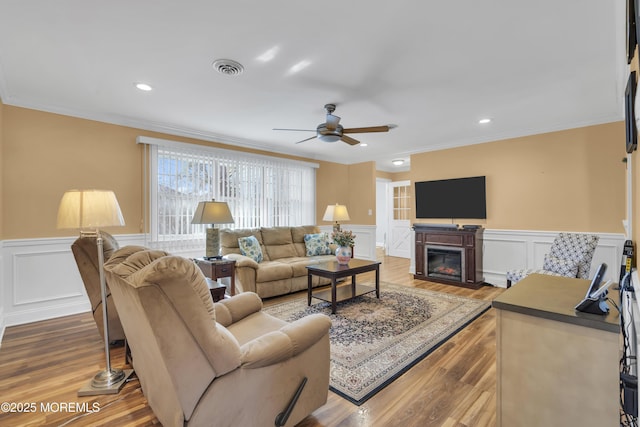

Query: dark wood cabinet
left=413, top=225, right=484, bottom=289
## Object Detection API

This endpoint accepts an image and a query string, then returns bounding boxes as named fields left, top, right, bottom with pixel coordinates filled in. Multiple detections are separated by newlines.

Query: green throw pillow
left=238, top=235, right=263, bottom=263
left=304, top=232, right=332, bottom=256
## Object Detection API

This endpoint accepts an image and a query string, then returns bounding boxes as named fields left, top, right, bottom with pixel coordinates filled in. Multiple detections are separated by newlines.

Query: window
left=393, top=184, right=411, bottom=220
left=138, top=136, right=317, bottom=252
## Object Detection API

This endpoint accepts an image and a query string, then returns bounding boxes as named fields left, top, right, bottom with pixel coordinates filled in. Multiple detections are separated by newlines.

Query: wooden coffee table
left=306, top=258, right=381, bottom=314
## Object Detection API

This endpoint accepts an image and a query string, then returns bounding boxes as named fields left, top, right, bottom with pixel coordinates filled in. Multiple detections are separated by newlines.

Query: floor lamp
left=57, top=189, right=134, bottom=396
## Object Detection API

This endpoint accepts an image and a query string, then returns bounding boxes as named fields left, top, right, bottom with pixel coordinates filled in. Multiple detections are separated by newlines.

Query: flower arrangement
left=331, top=229, right=356, bottom=247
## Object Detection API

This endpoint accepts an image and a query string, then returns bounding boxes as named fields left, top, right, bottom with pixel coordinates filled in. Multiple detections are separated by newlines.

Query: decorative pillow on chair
left=238, top=236, right=263, bottom=263
left=543, top=254, right=579, bottom=277
left=304, top=233, right=332, bottom=256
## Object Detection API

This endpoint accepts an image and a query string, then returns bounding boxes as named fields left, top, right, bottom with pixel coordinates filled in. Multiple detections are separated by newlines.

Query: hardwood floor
left=0, top=254, right=504, bottom=427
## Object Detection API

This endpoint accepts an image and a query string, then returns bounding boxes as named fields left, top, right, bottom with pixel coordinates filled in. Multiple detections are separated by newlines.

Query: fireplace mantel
left=413, top=224, right=484, bottom=289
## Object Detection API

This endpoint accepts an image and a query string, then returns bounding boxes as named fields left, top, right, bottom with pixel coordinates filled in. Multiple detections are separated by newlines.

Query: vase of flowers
left=332, top=229, right=355, bottom=265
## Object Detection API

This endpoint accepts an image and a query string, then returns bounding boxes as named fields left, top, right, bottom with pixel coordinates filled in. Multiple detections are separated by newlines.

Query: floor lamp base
left=78, top=368, right=134, bottom=396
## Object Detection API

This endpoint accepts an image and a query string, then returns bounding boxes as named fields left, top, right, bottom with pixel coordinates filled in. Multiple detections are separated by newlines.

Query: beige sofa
left=220, top=225, right=336, bottom=299
left=104, top=246, right=331, bottom=427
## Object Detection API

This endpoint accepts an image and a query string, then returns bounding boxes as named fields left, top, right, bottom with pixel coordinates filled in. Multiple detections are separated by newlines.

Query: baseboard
left=4, top=301, right=90, bottom=328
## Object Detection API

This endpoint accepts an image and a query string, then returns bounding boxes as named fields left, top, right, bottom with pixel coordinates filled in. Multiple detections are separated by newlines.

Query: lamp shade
left=323, top=204, right=350, bottom=222
left=57, top=190, right=125, bottom=230
left=191, top=200, right=234, bottom=224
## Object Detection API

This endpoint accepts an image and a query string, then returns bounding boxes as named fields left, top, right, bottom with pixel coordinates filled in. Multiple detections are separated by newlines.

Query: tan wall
left=347, top=162, right=376, bottom=225
left=4, top=107, right=143, bottom=238
left=410, top=122, right=626, bottom=233
left=1, top=106, right=348, bottom=239
left=316, top=161, right=376, bottom=226
left=376, top=170, right=411, bottom=182
left=1, top=104, right=627, bottom=239
left=316, top=161, right=349, bottom=225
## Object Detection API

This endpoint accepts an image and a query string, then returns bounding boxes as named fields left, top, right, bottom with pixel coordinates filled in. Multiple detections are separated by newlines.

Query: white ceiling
left=0, top=1, right=627, bottom=172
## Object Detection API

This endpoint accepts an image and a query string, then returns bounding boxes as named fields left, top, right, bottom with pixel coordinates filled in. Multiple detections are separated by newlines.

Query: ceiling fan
left=274, top=103, right=396, bottom=145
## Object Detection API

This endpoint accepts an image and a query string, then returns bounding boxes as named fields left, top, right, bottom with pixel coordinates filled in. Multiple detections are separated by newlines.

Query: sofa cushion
left=304, top=233, right=332, bottom=256
left=291, top=225, right=321, bottom=256
left=255, top=261, right=292, bottom=282
left=220, top=228, right=268, bottom=259
left=261, top=227, right=297, bottom=259
left=238, top=236, right=264, bottom=263
left=282, top=257, right=319, bottom=277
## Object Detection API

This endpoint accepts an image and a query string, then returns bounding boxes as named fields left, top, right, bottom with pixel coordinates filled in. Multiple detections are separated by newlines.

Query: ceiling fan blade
left=341, top=135, right=360, bottom=146
left=273, top=128, right=316, bottom=132
left=326, top=114, right=341, bottom=130
left=295, top=135, right=318, bottom=144
left=343, top=125, right=392, bottom=134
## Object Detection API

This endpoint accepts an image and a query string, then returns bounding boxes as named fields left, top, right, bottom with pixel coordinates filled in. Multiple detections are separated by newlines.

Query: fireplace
left=426, top=245, right=465, bottom=282
left=413, top=225, right=484, bottom=289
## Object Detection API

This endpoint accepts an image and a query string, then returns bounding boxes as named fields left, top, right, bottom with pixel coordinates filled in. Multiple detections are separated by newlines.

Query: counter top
left=492, top=273, right=619, bottom=333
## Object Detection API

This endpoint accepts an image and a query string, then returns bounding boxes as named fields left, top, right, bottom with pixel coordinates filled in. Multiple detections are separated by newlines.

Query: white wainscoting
left=0, top=240, right=5, bottom=344
left=409, top=229, right=625, bottom=288
left=3, top=226, right=617, bottom=346
left=318, top=224, right=377, bottom=261
left=0, top=234, right=147, bottom=340
left=0, top=227, right=377, bottom=342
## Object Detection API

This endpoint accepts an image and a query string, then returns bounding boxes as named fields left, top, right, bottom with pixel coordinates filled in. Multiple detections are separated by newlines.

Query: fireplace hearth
left=413, top=224, right=484, bottom=289
left=427, top=245, right=464, bottom=282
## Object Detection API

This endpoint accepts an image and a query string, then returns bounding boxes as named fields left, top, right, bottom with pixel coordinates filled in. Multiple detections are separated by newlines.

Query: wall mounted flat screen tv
left=626, top=70, right=637, bottom=154
left=415, top=176, right=487, bottom=219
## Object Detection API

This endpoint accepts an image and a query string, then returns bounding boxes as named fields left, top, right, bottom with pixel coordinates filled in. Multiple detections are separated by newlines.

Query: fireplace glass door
left=426, top=245, right=465, bottom=282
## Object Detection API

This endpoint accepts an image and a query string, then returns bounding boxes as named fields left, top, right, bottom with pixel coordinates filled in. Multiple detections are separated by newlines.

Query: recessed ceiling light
left=360, top=143, right=368, bottom=147
left=288, top=60, right=311, bottom=74
left=392, top=159, right=404, bottom=166
left=257, top=46, right=279, bottom=62
left=478, top=118, right=491, bottom=124
left=135, top=83, right=153, bottom=91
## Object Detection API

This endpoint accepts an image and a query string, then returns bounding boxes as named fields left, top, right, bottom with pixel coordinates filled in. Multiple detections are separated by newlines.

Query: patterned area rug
left=263, top=282, right=491, bottom=405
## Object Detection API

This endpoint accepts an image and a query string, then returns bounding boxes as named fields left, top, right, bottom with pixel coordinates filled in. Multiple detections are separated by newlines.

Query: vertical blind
left=138, top=137, right=317, bottom=252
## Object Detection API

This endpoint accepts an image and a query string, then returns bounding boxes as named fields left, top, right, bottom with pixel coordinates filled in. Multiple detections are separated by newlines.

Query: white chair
left=506, top=233, right=599, bottom=287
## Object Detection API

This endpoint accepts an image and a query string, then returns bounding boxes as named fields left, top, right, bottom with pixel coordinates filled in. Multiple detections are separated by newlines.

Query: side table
left=205, top=278, right=226, bottom=302
left=194, top=258, right=236, bottom=296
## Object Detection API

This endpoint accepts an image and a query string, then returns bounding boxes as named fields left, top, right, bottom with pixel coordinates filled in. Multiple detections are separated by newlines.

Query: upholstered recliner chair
left=71, top=231, right=144, bottom=342
left=505, top=232, right=599, bottom=287
left=104, top=246, right=332, bottom=427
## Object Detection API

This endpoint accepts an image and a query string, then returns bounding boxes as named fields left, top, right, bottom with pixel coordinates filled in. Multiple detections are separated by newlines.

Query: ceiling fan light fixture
left=318, top=134, right=341, bottom=143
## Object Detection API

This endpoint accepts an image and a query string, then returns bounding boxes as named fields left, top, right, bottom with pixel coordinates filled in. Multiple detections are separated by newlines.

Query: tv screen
left=628, top=0, right=637, bottom=64
left=415, top=176, right=486, bottom=219
left=626, top=71, right=637, bottom=154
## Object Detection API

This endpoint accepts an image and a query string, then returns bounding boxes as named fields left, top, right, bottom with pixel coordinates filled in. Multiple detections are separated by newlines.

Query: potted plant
left=331, top=229, right=355, bottom=264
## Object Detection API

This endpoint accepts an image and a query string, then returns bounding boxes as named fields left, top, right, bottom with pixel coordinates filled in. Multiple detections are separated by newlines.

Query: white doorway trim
left=388, top=180, right=412, bottom=259
left=376, top=178, right=391, bottom=251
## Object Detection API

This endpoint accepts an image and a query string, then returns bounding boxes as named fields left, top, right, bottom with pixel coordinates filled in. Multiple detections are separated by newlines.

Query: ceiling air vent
left=212, top=59, right=244, bottom=76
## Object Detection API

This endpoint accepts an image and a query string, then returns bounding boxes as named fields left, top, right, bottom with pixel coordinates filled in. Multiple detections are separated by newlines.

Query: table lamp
left=57, top=189, right=133, bottom=396
left=323, top=203, right=350, bottom=232
left=191, top=199, right=234, bottom=259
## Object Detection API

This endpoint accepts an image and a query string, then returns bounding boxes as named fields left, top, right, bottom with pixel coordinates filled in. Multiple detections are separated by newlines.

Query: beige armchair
left=71, top=231, right=142, bottom=342
left=104, top=246, right=331, bottom=427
